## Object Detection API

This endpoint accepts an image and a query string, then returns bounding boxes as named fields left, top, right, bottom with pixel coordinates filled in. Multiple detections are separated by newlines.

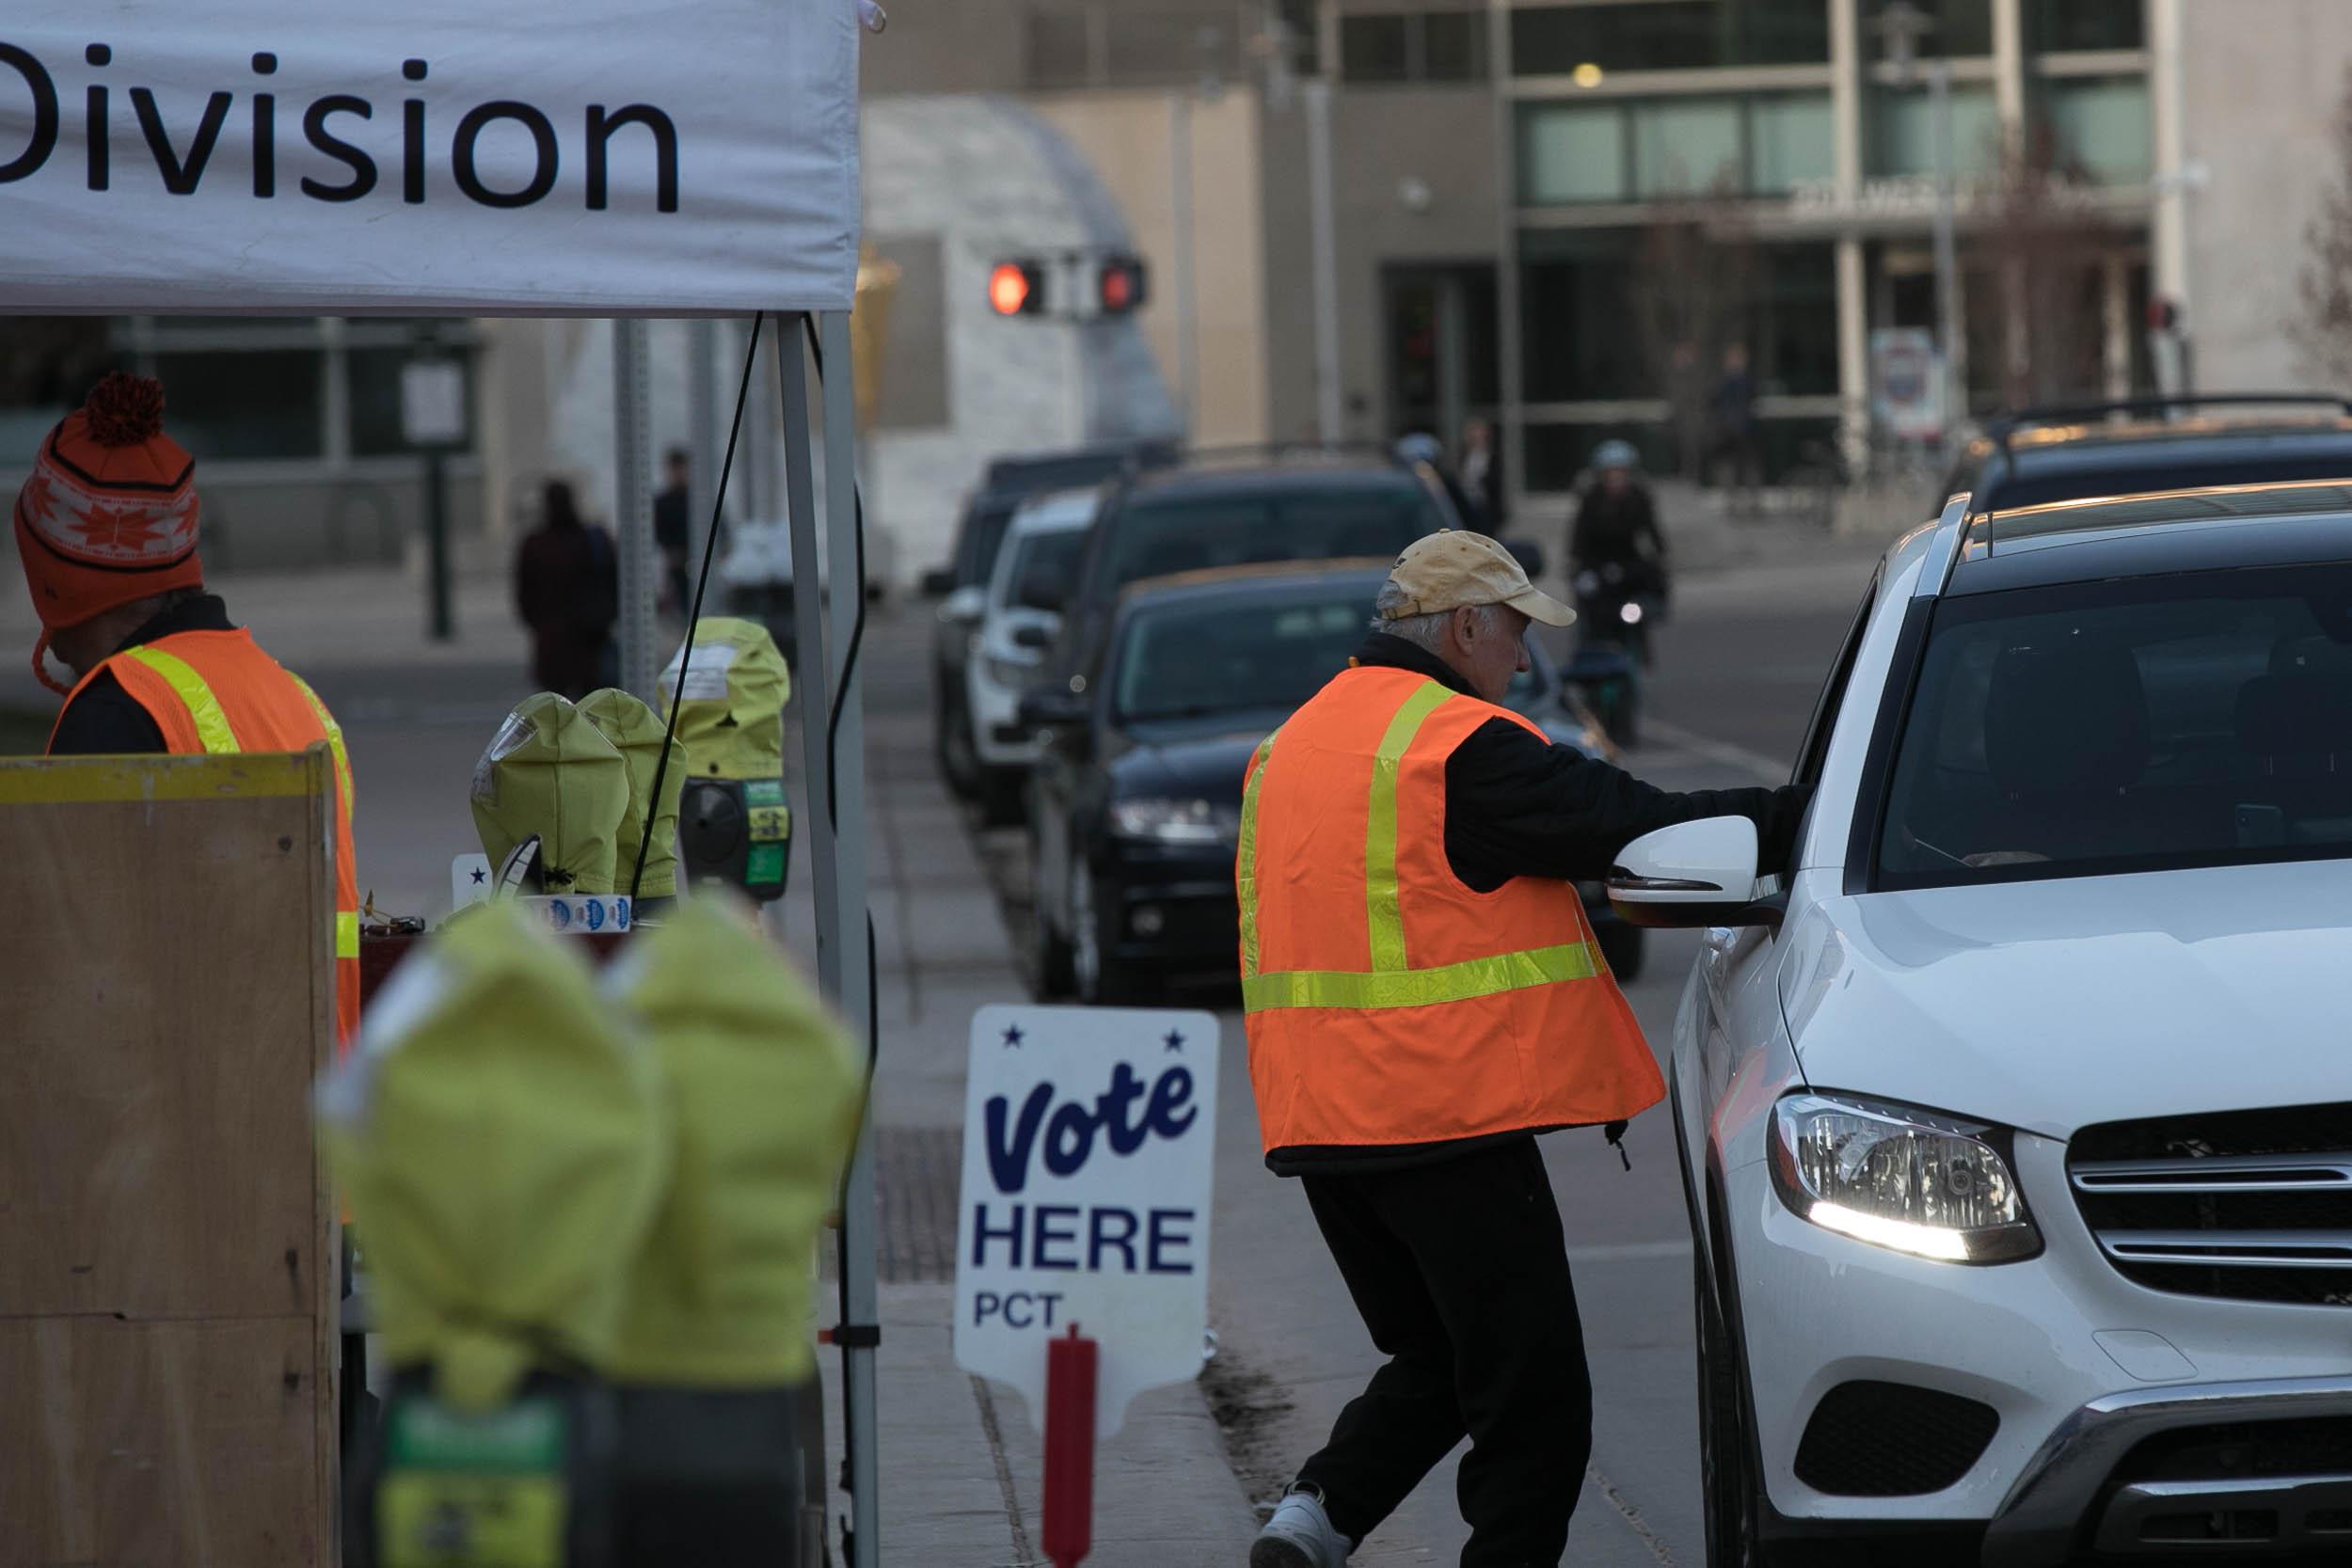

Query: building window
left=1277, top=0, right=1321, bottom=76
left=1422, top=12, right=1490, bottom=83
left=1026, top=9, right=1093, bottom=89
left=2028, top=0, right=2142, bottom=53
left=1632, top=98, right=1744, bottom=199
left=1343, top=12, right=1487, bottom=86
left=1341, top=15, right=1410, bottom=84
left=2043, top=75, right=2150, bottom=184
left=147, top=349, right=326, bottom=461
left=1867, top=82, right=2001, bottom=178
left=1519, top=103, right=1629, bottom=203
left=1750, top=91, right=1836, bottom=192
left=1525, top=420, right=1672, bottom=492
left=1518, top=91, right=1834, bottom=204
left=1756, top=245, right=1839, bottom=395
left=1868, top=0, right=1994, bottom=58
left=1521, top=239, right=1651, bottom=402
left=1512, top=1, right=1830, bottom=76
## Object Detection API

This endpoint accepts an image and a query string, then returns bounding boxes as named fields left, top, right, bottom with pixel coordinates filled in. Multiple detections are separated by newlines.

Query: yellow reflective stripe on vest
left=1242, top=939, right=1600, bottom=1012
left=1235, top=729, right=1279, bottom=981
left=284, top=671, right=354, bottom=823
left=122, top=647, right=240, bottom=754
left=336, top=910, right=360, bottom=959
left=1363, top=680, right=1453, bottom=972
left=1236, top=676, right=1609, bottom=1016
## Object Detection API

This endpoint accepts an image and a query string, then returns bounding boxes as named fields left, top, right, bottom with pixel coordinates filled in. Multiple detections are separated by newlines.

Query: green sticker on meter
left=378, top=1396, right=568, bottom=1568
left=745, top=779, right=791, bottom=844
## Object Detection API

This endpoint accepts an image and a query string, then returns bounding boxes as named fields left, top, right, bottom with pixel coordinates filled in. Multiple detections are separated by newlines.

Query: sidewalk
left=792, top=609, right=1263, bottom=1565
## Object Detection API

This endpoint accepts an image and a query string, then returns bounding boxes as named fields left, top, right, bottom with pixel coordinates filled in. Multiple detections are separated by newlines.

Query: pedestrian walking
left=1458, top=420, right=1504, bottom=534
left=1708, top=342, right=1759, bottom=512
left=653, top=445, right=692, bottom=618
left=1239, top=530, right=1804, bottom=1568
left=15, top=372, right=362, bottom=1043
left=513, top=479, right=620, bottom=700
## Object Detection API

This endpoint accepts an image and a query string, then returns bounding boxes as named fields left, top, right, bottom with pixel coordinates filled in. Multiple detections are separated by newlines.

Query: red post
left=1041, top=1324, right=1098, bottom=1568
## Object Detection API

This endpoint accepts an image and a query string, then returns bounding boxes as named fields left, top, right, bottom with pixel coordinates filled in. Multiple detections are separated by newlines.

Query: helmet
left=1591, top=439, right=1638, bottom=472
left=1393, top=432, right=1444, bottom=465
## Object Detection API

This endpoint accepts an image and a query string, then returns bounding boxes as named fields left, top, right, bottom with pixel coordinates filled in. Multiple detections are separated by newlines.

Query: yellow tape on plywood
left=0, top=750, right=327, bottom=806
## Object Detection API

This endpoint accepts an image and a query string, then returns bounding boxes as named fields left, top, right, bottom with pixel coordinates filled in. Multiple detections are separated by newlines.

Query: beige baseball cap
left=1380, top=529, right=1576, bottom=628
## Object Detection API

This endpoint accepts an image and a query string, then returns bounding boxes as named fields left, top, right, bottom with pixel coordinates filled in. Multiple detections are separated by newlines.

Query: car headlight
left=1108, top=797, right=1238, bottom=845
left=1770, top=1092, right=2040, bottom=1263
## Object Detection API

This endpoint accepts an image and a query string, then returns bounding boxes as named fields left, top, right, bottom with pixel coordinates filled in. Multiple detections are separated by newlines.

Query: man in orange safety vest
left=14, top=372, right=360, bottom=1045
left=1242, top=531, right=1804, bottom=1568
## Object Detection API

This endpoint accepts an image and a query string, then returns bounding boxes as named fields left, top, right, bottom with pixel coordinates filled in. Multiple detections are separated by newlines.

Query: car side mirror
left=1016, top=685, right=1090, bottom=734
left=1607, top=816, right=1781, bottom=929
left=1504, top=538, right=1546, bottom=579
left=920, top=567, right=957, bottom=598
left=940, top=585, right=986, bottom=625
left=1016, top=563, right=1072, bottom=613
left=1011, top=622, right=1055, bottom=650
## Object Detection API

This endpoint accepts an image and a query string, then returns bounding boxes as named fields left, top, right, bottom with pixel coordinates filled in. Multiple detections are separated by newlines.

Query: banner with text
left=0, top=0, right=859, bottom=314
left=954, top=1004, right=1218, bottom=1439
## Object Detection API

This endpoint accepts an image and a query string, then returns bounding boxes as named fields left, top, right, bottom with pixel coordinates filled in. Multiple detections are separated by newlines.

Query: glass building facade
left=1336, top=0, right=2155, bottom=493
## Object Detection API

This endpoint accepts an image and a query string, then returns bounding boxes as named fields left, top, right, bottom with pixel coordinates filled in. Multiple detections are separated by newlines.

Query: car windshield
left=954, top=496, right=1021, bottom=588
left=1876, top=563, right=2352, bottom=889
left=998, top=527, right=1088, bottom=610
left=1103, top=483, right=1438, bottom=589
left=1115, top=590, right=1371, bottom=723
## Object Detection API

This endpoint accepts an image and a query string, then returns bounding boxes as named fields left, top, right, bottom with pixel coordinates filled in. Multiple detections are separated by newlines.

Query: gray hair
left=1373, top=582, right=1502, bottom=652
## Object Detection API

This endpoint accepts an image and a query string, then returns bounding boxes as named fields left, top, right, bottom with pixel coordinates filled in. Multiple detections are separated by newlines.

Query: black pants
left=1296, top=1137, right=1591, bottom=1568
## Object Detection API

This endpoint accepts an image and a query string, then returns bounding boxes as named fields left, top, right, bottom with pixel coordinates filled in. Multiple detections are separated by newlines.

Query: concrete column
left=1832, top=0, right=1867, bottom=458
left=1831, top=0, right=1863, bottom=197
left=2149, top=0, right=2191, bottom=321
left=2103, top=251, right=2133, bottom=398
left=1837, top=238, right=1870, bottom=459
left=1992, top=0, right=2027, bottom=138
left=1488, top=0, right=1529, bottom=514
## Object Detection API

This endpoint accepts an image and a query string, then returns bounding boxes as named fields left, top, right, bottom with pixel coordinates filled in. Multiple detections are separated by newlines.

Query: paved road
left=960, top=556, right=1874, bottom=1567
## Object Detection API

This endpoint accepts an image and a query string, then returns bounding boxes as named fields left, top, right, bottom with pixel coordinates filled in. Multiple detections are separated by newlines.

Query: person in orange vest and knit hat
left=1242, top=531, right=1805, bottom=1568
left=14, top=372, right=361, bottom=1044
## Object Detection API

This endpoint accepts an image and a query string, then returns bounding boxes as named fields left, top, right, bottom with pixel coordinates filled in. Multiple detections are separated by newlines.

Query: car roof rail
left=1985, top=392, right=2352, bottom=464
left=1914, top=489, right=1974, bottom=600
left=1171, top=439, right=1407, bottom=467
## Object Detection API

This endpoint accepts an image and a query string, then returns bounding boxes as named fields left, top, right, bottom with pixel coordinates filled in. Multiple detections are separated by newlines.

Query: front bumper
left=1987, top=1376, right=2352, bottom=1564
left=1722, top=1131, right=2352, bottom=1559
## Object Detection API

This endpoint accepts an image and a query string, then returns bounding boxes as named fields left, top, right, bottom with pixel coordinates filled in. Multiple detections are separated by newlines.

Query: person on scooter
left=1567, top=439, right=1668, bottom=605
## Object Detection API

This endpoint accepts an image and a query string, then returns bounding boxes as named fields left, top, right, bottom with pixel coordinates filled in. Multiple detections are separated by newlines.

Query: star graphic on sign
left=1001, top=1022, right=1025, bottom=1048
left=470, top=867, right=488, bottom=885
left=1164, top=1028, right=1185, bottom=1053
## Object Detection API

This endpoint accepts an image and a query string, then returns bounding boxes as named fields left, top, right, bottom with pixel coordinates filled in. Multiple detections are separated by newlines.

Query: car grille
left=1793, top=1381, right=2001, bottom=1497
left=2069, top=1103, right=2352, bottom=1307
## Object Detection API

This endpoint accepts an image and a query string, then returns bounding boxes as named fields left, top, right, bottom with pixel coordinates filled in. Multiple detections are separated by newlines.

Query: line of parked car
left=923, top=436, right=1643, bottom=1003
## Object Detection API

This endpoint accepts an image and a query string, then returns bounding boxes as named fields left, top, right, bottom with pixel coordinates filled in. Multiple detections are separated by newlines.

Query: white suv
left=1613, top=484, right=2352, bottom=1567
left=964, top=487, right=1098, bottom=822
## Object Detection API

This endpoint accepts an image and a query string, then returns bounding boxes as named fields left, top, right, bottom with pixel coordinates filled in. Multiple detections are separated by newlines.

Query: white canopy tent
left=0, top=3, right=882, bottom=1561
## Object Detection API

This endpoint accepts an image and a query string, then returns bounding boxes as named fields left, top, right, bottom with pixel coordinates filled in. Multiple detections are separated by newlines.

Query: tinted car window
left=1115, top=592, right=1370, bottom=722
left=999, top=527, right=1088, bottom=610
left=1102, top=482, right=1439, bottom=589
left=1875, top=563, right=2352, bottom=888
left=953, top=496, right=1021, bottom=588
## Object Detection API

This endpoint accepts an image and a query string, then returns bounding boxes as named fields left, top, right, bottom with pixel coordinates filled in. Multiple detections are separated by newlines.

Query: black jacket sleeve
left=45, top=670, right=169, bottom=755
left=1443, top=717, right=1804, bottom=893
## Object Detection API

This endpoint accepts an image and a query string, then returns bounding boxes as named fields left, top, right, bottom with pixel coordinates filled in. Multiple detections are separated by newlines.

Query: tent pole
left=688, top=320, right=722, bottom=582
left=612, top=318, right=660, bottom=697
left=782, top=310, right=881, bottom=1568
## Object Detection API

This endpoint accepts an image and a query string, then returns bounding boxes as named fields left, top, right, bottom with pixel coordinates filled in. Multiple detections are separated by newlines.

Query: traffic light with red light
left=1097, top=254, right=1149, bottom=315
left=989, top=260, right=1045, bottom=316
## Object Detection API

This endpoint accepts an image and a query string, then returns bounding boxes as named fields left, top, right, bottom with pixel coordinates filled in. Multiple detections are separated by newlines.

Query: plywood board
left=0, top=751, right=339, bottom=1566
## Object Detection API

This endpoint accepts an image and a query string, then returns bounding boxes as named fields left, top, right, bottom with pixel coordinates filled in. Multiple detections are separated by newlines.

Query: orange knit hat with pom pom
left=14, top=372, right=204, bottom=693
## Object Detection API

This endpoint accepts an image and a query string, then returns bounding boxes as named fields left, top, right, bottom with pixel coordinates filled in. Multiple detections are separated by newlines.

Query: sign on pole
left=955, top=1004, right=1218, bottom=1438
left=400, top=360, right=467, bottom=447
left=1869, top=326, right=1947, bottom=442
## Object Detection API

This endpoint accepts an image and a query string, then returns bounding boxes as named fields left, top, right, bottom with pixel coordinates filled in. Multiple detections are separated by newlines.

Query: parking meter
left=660, top=619, right=792, bottom=903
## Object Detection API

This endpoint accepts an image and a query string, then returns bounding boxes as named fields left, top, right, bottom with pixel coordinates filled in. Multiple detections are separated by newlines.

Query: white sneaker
left=1249, top=1486, right=1350, bottom=1568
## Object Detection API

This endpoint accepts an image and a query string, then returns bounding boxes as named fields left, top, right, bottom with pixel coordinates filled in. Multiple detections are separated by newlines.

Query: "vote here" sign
left=953, top=1004, right=1219, bottom=1438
